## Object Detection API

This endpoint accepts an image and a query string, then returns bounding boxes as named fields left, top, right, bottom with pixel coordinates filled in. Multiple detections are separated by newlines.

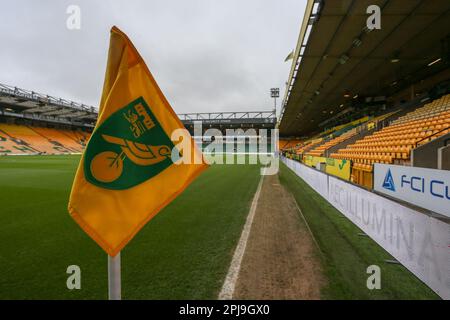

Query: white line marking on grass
left=218, top=174, right=264, bottom=300
left=291, top=195, right=324, bottom=257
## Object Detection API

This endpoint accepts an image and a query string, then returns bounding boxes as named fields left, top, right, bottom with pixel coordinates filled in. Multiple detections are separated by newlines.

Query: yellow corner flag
left=68, top=26, right=208, bottom=256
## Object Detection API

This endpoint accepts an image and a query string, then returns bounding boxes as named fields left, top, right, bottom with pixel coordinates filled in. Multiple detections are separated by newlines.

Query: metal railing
left=1, top=83, right=276, bottom=126
left=178, top=111, right=276, bottom=121
left=0, top=83, right=97, bottom=113
left=414, top=125, right=450, bottom=148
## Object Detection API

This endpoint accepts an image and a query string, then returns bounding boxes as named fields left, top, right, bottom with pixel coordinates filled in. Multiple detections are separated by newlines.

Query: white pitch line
left=291, top=195, right=324, bottom=257
left=218, top=174, right=264, bottom=300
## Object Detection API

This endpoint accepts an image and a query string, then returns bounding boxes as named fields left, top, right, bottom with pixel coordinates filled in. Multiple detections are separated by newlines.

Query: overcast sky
left=0, top=0, right=305, bottom=115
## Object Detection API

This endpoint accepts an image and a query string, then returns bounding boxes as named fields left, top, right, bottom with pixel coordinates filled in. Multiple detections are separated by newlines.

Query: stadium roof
left=0, top=83, right=98, bottom=127
left=0, top=83, right=276, bottom=129
left=279, top=0, right=450, bottom=136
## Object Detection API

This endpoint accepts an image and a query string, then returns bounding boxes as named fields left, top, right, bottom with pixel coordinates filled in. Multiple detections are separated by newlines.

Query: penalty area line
left=218, top=174, right=264, bottom=300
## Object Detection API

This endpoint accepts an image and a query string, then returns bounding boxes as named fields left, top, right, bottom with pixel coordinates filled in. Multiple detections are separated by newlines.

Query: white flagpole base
left=108, top=252, right=121, bottom=300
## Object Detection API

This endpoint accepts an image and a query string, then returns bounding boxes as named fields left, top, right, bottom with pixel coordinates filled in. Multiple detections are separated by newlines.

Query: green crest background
left=84, top=97, right=175, bottom=190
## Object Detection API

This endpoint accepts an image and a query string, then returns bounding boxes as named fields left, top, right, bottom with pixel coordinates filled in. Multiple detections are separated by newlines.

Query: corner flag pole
left=108, top=252, right=121, bottom=300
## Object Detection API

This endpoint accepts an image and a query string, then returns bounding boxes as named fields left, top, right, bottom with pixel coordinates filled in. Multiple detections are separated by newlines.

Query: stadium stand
left=0, top=123, right=88, bottom=155
left=70, top=130, right=90, bottom=145
left=306, top=129, right=358, bottom=157
left=0, top=123, right=59, bottom=154
left=278, top=91, right=450, bottom=189
left=0, top=129, right=37, bottom=154
left=281, top=111, right=400, bottom=157
left=278, top=0, right=450, bottom=191
left=279, top=95, right=450, bottom=188
left=1, top=82, right=97, bottom=155
left=328, top=95, right=450, bottom=187
left=391, top=94, right=450, bottom=126
left=279, top=139, right=302, bottom=150
left=31, top=127, right=84, bottom=153
left=1, top=83, right=275, bottom=157
left=276, top=0, right=450, bottom=299
left=294, top=138, right=323, bottom=155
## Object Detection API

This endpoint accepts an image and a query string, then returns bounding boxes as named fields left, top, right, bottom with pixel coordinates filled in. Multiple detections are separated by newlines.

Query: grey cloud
left=0, top=0, right=306, bottom=115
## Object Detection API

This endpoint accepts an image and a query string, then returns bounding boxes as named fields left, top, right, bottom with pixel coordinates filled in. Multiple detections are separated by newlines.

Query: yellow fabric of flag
left=68, top=26, right=208, bottom=256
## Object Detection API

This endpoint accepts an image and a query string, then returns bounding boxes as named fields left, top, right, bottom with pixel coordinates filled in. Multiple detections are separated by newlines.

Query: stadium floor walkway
left=233, top=174, right=325, bottom=299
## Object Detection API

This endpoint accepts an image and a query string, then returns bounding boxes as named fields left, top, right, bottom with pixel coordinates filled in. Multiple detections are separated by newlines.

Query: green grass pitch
left=0, top=155, right=261, bottom=299
left=0, top=155, right=440, bottom=299
left=279, top=162, right=439, bottom=300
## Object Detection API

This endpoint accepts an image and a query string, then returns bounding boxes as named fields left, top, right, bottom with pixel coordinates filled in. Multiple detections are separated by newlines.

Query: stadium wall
left=411, top=132, right=450, bottom=169
left=281, top=156, right=450, bottom=300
